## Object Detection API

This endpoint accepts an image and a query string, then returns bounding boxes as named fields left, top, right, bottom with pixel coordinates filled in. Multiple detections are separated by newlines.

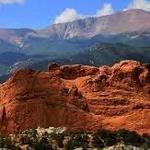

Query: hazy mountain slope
left=26, top=43, right=150, bottom=71
left=0, top=28, right=35, bottom=44
left=0, top=43, right=150, bottom=83
left=0, top=39, right=19, bottom=54
left=0, top=74, right=10, bottom=83
left=69, top=43, right=150, bottom=65
left=0, top=52, right=28, bottom=65
left=90, top=32, right=150, bottom=47
left=21, top=37, right=88, bottom=55
left=0, top=64, right=9, bottom=76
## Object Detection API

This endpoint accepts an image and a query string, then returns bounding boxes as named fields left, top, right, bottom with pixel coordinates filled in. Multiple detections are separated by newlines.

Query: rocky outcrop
left=0, top=60, right=150, bottom=134
left=48, top=63, right=99, bottom=79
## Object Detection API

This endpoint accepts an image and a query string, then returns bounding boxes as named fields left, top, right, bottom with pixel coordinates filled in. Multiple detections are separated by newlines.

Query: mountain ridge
left=40, top=9, right=150, bottom=40
left=0, top=9, right=149, bottom=45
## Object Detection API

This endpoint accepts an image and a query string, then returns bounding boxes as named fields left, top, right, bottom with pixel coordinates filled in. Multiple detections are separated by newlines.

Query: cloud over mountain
left=54, top=8, right=83, bottom=24
left=54, top=3, right=114, bottom=24
left=96, top=3, right=114, bottom=17
left=126, top=0, right=150, bottom=11
left=54, top=0, right=150, bottom=24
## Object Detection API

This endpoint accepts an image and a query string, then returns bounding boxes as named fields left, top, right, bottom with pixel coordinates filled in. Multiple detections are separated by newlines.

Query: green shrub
left=115, top=129, right=144, bottom=147
left=92, top=129, right=117, bottom=148
left=0, top=135, right=13, bottom=148
left=70, top=131, right=89, bottom=149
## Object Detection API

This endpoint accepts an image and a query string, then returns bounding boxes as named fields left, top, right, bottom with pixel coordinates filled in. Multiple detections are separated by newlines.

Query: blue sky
left=0, top=0, right=149, bottom=29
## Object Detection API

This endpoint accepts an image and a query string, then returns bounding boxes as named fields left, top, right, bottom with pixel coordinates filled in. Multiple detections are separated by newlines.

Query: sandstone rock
left=0, top=60, right=150, bottom=134
left=59, top=64, right=99, bottom=79
left=48, top=62, right=60, bottom=71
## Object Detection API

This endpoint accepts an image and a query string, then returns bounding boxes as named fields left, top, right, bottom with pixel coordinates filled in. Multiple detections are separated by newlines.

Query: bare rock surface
left=0, top=60, right=150, bottom=134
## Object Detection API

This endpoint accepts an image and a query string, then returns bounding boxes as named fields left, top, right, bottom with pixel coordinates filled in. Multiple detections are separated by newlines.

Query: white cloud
left=54, top=8, right=83, bottom=24
left=96, top=3, right=114, bottom=17
left=0, top=0, right=25, bottom=4
left=126, top=0, right=150, bottom=11
left=54, top=3, right=114, bottom=24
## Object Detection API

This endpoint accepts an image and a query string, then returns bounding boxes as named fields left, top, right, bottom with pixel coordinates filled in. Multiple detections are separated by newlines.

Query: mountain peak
left=123, top=9, right=150, bottom=14
left=42, top=9, right=150, bottom=40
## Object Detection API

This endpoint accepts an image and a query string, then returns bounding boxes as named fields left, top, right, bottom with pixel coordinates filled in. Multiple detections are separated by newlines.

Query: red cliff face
left=0, top=60, right=150, bottom=134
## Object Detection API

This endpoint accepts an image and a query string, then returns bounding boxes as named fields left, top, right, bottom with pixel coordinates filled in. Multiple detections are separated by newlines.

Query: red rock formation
left=0, top=60, right=150, bottom=134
